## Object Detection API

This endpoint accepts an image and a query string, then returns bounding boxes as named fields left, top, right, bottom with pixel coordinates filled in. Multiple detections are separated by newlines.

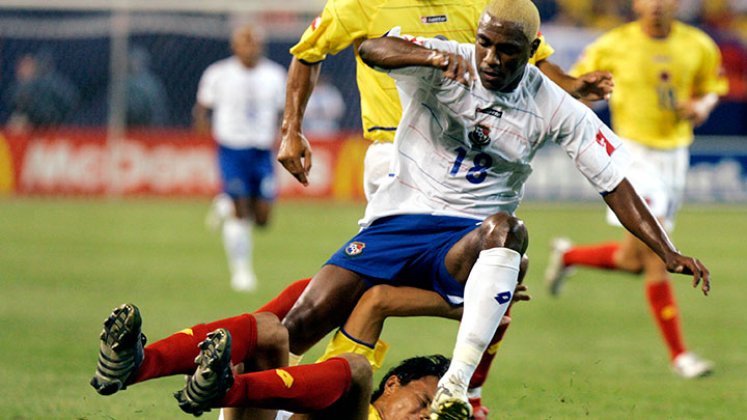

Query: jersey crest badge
left=421, top=15, right=447, bottom=24
left=468, top=124, right=492, bottom=148
left=345, top=241, right=366, bottom=256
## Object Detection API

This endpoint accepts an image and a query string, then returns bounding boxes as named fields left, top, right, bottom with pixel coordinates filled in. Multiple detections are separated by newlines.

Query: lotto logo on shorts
left=345, top=241, right=366, bottom=256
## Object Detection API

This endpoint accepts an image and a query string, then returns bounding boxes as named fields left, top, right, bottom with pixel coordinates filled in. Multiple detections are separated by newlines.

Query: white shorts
left=606, top=139, right=689, bottom=232
left=363, top=141, right=395, bottom=201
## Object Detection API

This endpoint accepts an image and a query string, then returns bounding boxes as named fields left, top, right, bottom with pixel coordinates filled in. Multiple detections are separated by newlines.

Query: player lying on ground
left=90, top=278, right=527, bottom=419
left=275, top=1, right=711, bottom=418
left=90, top=298, right=451, bottom=419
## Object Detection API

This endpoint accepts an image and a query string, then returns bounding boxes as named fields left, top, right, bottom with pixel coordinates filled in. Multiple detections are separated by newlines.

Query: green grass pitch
left=0, top=198, right=745, bottom=418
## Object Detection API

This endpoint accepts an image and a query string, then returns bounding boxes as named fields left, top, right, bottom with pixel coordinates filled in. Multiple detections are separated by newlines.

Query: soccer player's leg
left=637, top=235, right=712, bottom=378
left=468, top=255, right=529, bottom=418
left=254, top=277, right=312, bottom=320
left=218, top=146, right=257, bottom=292
left=90, top=303, right=146, bottom=395
left=282, top=265, right=368, bottom=356
left=432, top=212, right=527, bottom=419
left=177, top=334, right=370, bottom=420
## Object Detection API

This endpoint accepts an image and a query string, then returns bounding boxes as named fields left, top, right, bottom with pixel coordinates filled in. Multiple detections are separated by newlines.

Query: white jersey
left=361, top=39, right=629, bottom=226
left=197, top=57, right=286, bottom=149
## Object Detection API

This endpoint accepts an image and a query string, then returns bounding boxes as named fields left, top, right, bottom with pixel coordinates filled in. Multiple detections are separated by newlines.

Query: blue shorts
left=326, top=214, right=482, bottom=305
left=218, top=145, right=276, bottom=200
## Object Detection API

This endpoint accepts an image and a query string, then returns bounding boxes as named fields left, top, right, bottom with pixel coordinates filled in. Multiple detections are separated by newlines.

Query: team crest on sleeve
left=595, top=129, right=617, bottom=156
left=345, top=241, right=366, bottom=256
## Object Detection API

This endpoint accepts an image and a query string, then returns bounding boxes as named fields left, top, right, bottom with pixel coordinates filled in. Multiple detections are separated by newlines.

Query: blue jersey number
left=449, top=146, right=493, bottom=184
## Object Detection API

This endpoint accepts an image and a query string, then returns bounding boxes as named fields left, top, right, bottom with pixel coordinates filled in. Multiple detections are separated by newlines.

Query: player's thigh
left=283, top=265, right=367, bottom=347
left=444, top=212, right=527, bottom=282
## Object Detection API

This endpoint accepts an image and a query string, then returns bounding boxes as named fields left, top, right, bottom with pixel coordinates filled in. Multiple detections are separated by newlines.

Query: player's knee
left=339, top=353, right=373, bottom=390
left=356, top=285, right=392, bottom=318
left=254, top=312, right=288, bottom=353
left=518, top=254, right=529, bottom=284
left=480, top=212, right=528, bottom=254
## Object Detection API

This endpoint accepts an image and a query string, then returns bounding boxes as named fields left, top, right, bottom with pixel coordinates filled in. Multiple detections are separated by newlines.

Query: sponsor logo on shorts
left=345, top=241, right=366, bottom=256
left=421, top=15, right=447, bottom=24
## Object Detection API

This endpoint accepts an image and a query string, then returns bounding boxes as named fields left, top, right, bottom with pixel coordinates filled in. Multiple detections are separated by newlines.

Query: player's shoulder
left=673, top=21, right=719, bottom=49
left=201, top=56, right=234, bottom=77
left=595, top=22, right=637, bottom=45
left=327, top=0, right=387, bottom=17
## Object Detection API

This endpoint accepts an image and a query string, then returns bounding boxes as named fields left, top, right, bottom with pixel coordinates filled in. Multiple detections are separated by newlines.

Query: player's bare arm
left=536, top=59, right=614, bottom=102
left=603, top=178, right=711, bottom=295
left=278, top=57, right=322, bottom=186
left=192, top=102, right=212, bottom=135
left=342, top=284, right=531, bottom=344
left=358, top=37, right=475, bottom=86
left=676, top=92, right=720, bottom=127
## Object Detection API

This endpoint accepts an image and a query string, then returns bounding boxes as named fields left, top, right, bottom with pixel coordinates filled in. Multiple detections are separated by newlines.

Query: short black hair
left=371, top=354, right=450, bottom=402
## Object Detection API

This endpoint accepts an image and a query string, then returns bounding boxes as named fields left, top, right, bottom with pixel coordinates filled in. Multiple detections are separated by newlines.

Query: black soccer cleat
left=174, top=328, right=234, bottom=417
left=90, top=303, right=147, bottom=396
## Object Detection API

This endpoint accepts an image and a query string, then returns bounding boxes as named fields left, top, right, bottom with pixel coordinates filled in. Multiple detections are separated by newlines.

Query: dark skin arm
left=277, top=57, right=322, bottom=186
left=343, top=284, right=530, bottom=344
left=536, top=59, right=614, bottom=102
left=604, top=178, right=710, bottom=295
left=359, top=37, right=475, bottom=85
left=192, top=103, right=212, bottom=135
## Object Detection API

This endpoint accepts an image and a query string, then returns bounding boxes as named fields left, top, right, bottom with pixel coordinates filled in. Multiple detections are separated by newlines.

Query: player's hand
left=429, top=50, right=475, bottom=86
left=676, top=100, right=709, bottom=127
left=574, top=71, right=614, bottom=102
left=665, top=253, right=711, bottom=296
left=512, top=283, right=531, bottom=304
left=277, top=129, right=312, bottom=186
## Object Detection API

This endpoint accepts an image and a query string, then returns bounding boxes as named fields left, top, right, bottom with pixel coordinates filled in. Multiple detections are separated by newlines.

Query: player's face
left=474, top=13, right=538, bottom=92
left=232, top=28, right=263, bottom=68
left=374, top=375, right=439, bottom=420
left=634, top=0, right=678, bottom=28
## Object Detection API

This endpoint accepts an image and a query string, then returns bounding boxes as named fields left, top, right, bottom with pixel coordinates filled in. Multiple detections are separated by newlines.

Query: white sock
left=439, top=247, right=520, bottom=397
left=222, top=217, right=253, bottom=277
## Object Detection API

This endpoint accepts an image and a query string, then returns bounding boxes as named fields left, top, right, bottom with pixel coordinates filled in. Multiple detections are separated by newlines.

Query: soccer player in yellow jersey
left=278, top=0, right=613, bottom=198
left=545, top=0, right=728, bottom=379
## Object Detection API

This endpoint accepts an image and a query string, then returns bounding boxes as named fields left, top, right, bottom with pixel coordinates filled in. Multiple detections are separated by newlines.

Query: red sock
left=469, top=309, right=512, bottom=388
left=221, top=357, right=352, bottom=412
left=563, top=242, right=619, bottom=269
left=132, top=314, right=257, bottom=383
left=646, top=280, right=686, bottom=360
left=254, top=278, right=311, bottom=319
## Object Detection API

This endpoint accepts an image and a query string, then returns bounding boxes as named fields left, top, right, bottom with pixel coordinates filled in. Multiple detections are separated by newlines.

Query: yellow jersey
left=369, top=404, right=382, bottom=420
left=571, top=21, right=728, bottom=149
left=291, top=0, right=554, bottom=142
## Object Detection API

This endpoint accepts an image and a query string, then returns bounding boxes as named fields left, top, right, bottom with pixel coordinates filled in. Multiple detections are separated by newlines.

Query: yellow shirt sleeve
left=530, top=33, right=555, bottom=64
left=692, top=32, right=729, bottom=97
left=290, top=0, right=378, bottom=63
left=569, top=32, right=613, bottom=77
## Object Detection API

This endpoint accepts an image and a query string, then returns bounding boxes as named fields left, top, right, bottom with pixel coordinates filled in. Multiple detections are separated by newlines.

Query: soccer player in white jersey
left=277, top=0, right=711, bottom=418
left=194, top=26, right=286, bottom=292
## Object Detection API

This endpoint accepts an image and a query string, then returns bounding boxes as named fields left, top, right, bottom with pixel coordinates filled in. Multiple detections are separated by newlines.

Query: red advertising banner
left=0, top=128, right=367, bottom=200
